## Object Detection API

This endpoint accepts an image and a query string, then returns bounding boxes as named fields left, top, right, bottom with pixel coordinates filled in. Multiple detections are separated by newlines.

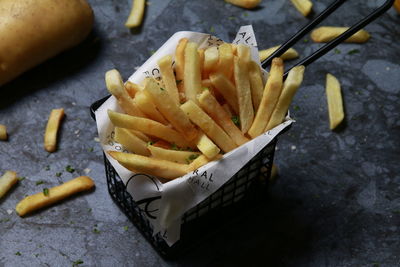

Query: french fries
left=195, top=132, right=221, bottom=159
left=133, top=91, right=168, bottom=124
left=157, top=55, right=180, bottom=104
left=148, top=145, right=201, bottom=164
left=259, top=46, right=299, bottom=62
left=125, top=81, right=142, bottom=98
left=0, top=171, right=18, bottom=199
left=115, top=127, right=150, bottom=156
left=326, top=73, right=344, bottom=130
left=217, top=43, right=234, bottom=78
left=16, top=176, right=94, bottom=216
left=266, top=66, right=305, bottom=131
left=125, top=0, right=146, bottom=28
left=225, top=0, right=261, bottom=9
left=248, top=61, right=264, bottom=111
left=290, top=0, right=313, bottom=17
left=210, top=73, right=239, bottom=114
left=203, top=46, right=219, bottom=77
left=184, top=42, right=202, bottom=103
left=0, top=124, right=7, bottom=140
left=44, top=108, right=65, bottom=152
left=311, top=27, right=370, bottom=43
left=248, top=58, right=284, bottom=138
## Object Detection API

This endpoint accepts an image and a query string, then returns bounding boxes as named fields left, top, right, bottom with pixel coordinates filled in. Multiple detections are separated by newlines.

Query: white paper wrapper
left=95, top=25, right=294, bottom=246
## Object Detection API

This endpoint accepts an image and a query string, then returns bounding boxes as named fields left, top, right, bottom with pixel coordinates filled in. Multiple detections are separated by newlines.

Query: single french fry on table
left=125, top=0, right=146, bottom=28
left=217, top=43, right=234, bottom=79
left=203, top=46, right=219, bottom=77
left=259, top=46, right=299, bottom=62
left=44, top=108, right=65, bottom=152
left=248, top=61, right=264, bottom=112
left=108, top=110, right=193, bottom=149
left=198, top=90, right=249, bottom=146
left=175, top=38, right=188, bottom=102
left=311, top=27, right=370, bottom=43
left=194, top=132, right=221, bottom=159
left=16, top=176, right=94, bottom=216
left=114, top=127, right=150, bottom=156
left=290, top=0, right=313, bottom=17
left=148, top=145, right=201, bottom=164
left=125, top=81, right=143, bottom=98
left=0, top=124, right=7, bottom=141
left=234, top=44, right=254, bottom=133
left=157, top=55, right=180, bottom=105
left=326, top=73, right=344, bottom=130
left=105, top=69, right=145, bottom=117
left=210, top=73, right=239, bottom=114
left=248, top=58, right=284, bottom=138
left=266, top=66, right=305, bottom=131
left=184, top=42, right=202, bottom=104
left=144, top=78, right=198, bottom=141
left=181, top=100, right=237, bottom=153
left=225, top=0, right=261, bottom=9
left=0, top=171, right=18, bottom=199
left=108, top=151, right=188, bottom=180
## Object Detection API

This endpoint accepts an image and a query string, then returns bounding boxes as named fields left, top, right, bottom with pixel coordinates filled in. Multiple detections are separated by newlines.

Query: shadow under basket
left=91, top=96, right=286, bottom=259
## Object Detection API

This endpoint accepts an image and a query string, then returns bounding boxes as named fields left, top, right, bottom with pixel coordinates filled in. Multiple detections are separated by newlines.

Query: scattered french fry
left=217, top=43, right=234, bottom=78
left=16, top=176, right=94, bottom=216
left=108, top=110, right=193, bottom=149
left=198, top=90, right=249, bottom=146
left=134, top=91, right=168, bottom=124
left=105, top=69, right=145, bottom=117
left=144, top=78, right=198, bottom=141
left=158, top=55, right=180, bottom=105
left=115, top=127, right=150, bottom=156
left=148, top=145, right=201, bottom=164
left=395, top=0, right=400, bottom=13
left=184, top=42, right=202, bottom=103
left=181, top=100, right=237, bottom=153
left=326, top=73, right=344, bottom=130
left=44, top=108, right=65, bottom=152
left=248, top=61, right=264, bottom=111
left=225, top=0, right=261, bottom=9
left=248, top=58, right=284, bottom=138
left=108, top=151, right=188, bottom=179
left=125, top=81, right=143, bottom=98
left=0, top=171, right=18, bottom=199
left=266, top=66, right=305, bottom=131
left=234, top=45, right=254, bottom=133
left=0, top=124, right=7, bottom=140
left=259, top=46, right=299, bottom=62
left=203, top=46, right=219, bottom=77
left=125, top=0, right=146, bottom=28
left=210, top=73, right=239, bottom=114
left=290, top=0, right=313, bottom=17
left=175, top=38, right=188, bottom=102
left=311, top=27, right=370, bottom=43
left=195, top=132, right=221, bottom=159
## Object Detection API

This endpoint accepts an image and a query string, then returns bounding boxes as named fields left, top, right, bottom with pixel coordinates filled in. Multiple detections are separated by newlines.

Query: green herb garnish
left=348, top=49, right=360, bottom=55
left=45, top=165, right=50, bottom=171
left=65, top=165, right=75, bottom=173
left=147, top=141, right=154, bottom=146
left=15, top=252, right=21, bottom=256
left=171, top=143, right=178, bottom=150
left=231, top=116, right=240, bottom=126
left=93, top=228, right=100, bottom=234
left=123, top=226, right=129, bottom=231
left=210, top=26, right=215, bottom=33
left=293, top=105, right=300, bottom=111
left=176, top=80, right=182, bottom=84
left=243, top=12, right=249, bottom=17
left=43, top=188, right=49, bottom=196
left=88, top=147, right=94, bottom=152
left=188, top=154, right=199, bottom=161
left=36, top=180, right=45, bottom=186
left=228, top=16, right=236, bottom=20
left=334, top=48, right=341, bottom=54
left=303, top=38, right=309, bottom=43
left=202, top=87, right=209, bottom=91
left=56, top=172, right=62, bottom=177
left=18, top=177, right=26, bottom=181
left=160, top=87, right=165, bottom=91
left=72, top=259, right=84, bottom=266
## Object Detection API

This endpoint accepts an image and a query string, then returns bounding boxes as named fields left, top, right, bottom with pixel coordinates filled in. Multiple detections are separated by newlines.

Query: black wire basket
left=90, top=96, right=286, bottom=259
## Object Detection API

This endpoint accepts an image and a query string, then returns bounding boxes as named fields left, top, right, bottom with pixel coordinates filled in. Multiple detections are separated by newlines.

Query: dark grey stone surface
left=1, top=0, right=399, bottom=266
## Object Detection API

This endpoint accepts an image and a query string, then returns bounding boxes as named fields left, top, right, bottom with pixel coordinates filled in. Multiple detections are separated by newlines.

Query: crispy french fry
left=184, top=42, right=202, bottom=103
left=125, top=81, right=143, bottom=98
left=222, top=103, right=233, bottom=117
left=326, top=73, right=344, bottom=130
left=105, top=69, right=145, bottom=117
left=175, top=38, right=188, bottom=102
left=0, top=171, right=18, bottom=199
left=395, top=0, right=400, bottom=13
left=259, top=46, right=299, bottom=62
left=158, top=55, right=180, bottom=104
left=198, top=90, right=249, bottom=146
left=210, top=73, right=239, bottom=114
left=148, top=145, right=201, bottom=164
left=108, top=151, right=188, bottom=179
left=181, top=100, right=237, bottom=153
left=217, top=43, right=234, bottom=78
left=311, top=27, right=370, bottom=43
left=198, top=48, right=205, bottom=79
left=248, top=58, right=284, bottom=138
left=0, top=124, right=7, bottom=140
left=125, top=0, right=146, bottom=28
left=234, top=45, right=254, bottom=133
left=187, top=154, right=210, bottom=171
left=16, top=176, right=94, bottom=216
left=225, top=0, right=261, bottom=9
left=144, top=78, right=198, bottom=141
left=44, top=108, right=64, bottom=152
left=134, top=91, right=168, bottom=124
left=290, top=0, right=313, bottom=17
left=203, top=46, right=219, bottom=77
left=108, top=110, right=193, bottom=148
left=114, top=127, right=150, bottom=156
left=248, top=60, right=264, bottom=112
left=266, top=66, right=305, bottom=131
left=195, top=132, right=220, bottom=159
left=130, top=130, right=150, bottom=142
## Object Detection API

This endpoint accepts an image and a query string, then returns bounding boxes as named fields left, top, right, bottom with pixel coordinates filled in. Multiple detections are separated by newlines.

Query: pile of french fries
left=106, top=38, right=305, bottom=180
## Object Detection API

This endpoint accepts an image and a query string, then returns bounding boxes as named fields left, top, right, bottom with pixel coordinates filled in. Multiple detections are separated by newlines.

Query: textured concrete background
left=1, top=0, right=399, bottom=266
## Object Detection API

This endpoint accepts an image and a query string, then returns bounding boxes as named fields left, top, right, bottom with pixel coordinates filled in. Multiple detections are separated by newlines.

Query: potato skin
left=0, top=0, right=94, bottom=86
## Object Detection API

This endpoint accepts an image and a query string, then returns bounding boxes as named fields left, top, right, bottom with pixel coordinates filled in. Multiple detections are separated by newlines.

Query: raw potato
left=326, top=73, right=344, bottom=130
left=0, top=0, right=94, bottom=86
left=0, top=171, right=18, bottom=199
left=311, top=27, right=370, bottom=43
left=0, top=124, right=7, bottom=140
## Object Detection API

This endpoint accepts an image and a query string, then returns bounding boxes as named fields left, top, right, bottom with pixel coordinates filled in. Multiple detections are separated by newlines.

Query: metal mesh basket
left=91, top=96, right=284, bottom=258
